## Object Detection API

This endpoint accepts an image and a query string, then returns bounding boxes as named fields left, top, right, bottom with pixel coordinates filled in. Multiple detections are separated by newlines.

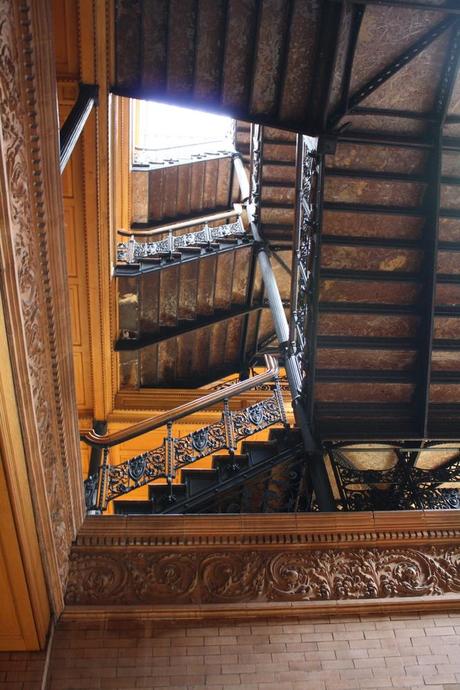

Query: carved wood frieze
left=66, top=512, right=460, bottom=611
left=0, top=0, right=84, bottom=613
left=65, top=545, right=460, bottom=606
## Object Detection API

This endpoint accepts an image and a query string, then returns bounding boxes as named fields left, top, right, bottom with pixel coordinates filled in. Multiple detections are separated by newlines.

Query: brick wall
left=0, top=650, right=46, bottom=690
left=42, top=612, right=460, bottom=690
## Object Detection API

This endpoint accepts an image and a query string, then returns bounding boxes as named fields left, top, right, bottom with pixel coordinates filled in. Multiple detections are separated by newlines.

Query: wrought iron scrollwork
left=329, top=447, right=460, bottom=511
left=250, top=125, right=262, bottom=222
left=117, top=218, right=246, bottom=264
left=84, top=393, right=286, bottom=512
left=290, top=137, right=319, bottom=380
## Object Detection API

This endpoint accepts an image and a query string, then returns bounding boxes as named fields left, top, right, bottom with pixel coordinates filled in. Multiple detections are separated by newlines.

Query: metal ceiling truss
left=313, top=76, right=460, bottom=442
left=415, top=20, right=460, bottom=436
left=334, top=3, right=365, bottom=120
left=328, top=15, right=456, bottom=128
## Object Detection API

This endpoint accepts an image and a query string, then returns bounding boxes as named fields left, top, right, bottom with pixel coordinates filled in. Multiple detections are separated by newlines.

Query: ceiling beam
left=334, top=4, right=365, bottom=120
left=317, top=369, right=460, bottom=383
left=316, top=369, right=413, bottom=383
left=327, top=165, right=460, bottom=186
left=338, top=131, right=434, bottom=148
left=318, top=334, right=460, bottom=350
left=274, top=0, right=295, bottom=122
left=324, top=203, right=460, bottom=220
left=324, top=201, right=424, bottom=216
left=349, top=106, right=437, bottom=121
left=321, top=233, right=421, bottom=249
left=317, top=335, right=418, bottom=350
left=320, top=268, right=421, bottom=283
left=435, top=20, right=460, bottom=123
left=415, top=134, right=441, bottom=438
left=325, top=166, right=428, bottom=183
left=308, top=0, right=344, bottom=131
left=415, top=26, right=460, bottom=436
left=319, top=302, right=420, bottom=315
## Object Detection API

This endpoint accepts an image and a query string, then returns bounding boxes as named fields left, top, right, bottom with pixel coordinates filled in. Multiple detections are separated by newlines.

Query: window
left=132, top=100, right=234, bottom=169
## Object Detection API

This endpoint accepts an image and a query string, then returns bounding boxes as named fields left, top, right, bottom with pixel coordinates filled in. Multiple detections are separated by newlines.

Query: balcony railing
left=117, top=208, right=246, bottom=264
left=83, top=355, right=287, bottom=512
left=290, top=135, right=320, bottom=381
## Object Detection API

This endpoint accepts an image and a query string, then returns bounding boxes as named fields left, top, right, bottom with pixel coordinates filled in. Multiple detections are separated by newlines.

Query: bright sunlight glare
left=135, top=101, right=234, bottom=165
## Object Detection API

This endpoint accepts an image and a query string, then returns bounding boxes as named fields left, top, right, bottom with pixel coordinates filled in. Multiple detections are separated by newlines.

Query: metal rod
left=60, top=83, right=98, bottom=173
left=232, top=153, right=250, bottom=202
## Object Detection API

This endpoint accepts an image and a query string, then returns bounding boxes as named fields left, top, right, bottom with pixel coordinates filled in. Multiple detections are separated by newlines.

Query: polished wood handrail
left=82, top=355, right=278, bottom=448
left=117, top=206, right=242, bottom=238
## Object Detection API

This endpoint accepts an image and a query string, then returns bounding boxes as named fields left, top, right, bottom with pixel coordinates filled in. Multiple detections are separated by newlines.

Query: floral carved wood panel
left=65, top=545, right=460, bottom=606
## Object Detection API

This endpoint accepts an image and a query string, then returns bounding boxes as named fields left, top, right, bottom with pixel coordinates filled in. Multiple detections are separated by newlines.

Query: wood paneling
left=57, top=83, right=94, bottom=416
left=0, top=294, right=49, bottom=650
left=52, top=0, right=79, bottom=78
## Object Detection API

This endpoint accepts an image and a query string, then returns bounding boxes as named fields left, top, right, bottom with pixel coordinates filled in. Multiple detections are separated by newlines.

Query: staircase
left=131, top=156, right=238, bottom=228
left=258, top=127, right=297, bottom=245
left=114, top=427, right=309, bottom=514
left=117, top=236, right=266, bottom=387
left=113, top=0, right=342, bottom=133
left=234, top=122, right=297, bottom=245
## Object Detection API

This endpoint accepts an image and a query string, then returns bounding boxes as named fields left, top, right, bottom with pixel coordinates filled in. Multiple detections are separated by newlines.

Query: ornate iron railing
left=133, top=147, right=234, bottom=170
left=250, top=124, right=262, bottom=220
left=328, top=446, right=460, bottom=511
left=290, top=135, right=320, bottom=380
left=83, top=356, right=287, bottom=512
left=117, top=214, right=246, bottom=264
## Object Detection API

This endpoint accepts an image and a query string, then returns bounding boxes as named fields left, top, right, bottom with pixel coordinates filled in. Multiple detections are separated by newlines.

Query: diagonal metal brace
left=328, top=15, right=455, bottom=127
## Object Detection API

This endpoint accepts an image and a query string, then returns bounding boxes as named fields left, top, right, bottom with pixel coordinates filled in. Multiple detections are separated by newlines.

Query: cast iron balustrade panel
left=330, top=448, right=460, bottom=511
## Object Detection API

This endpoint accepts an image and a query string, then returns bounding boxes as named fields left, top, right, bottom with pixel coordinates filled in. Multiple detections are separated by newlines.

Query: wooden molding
left=65, top=512, right=460, bottom=616
left=0, top=0, right=84, bottom=614
left=76, top=511, right=460, bottom=544
left=78, top=0, right=117, bottom=422
left=114, top=387, right=294, bottom=414
left=63, top=596, right=460, bottom=622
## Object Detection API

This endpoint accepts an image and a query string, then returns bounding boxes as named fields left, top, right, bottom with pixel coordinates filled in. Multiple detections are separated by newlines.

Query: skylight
left=132, top=100, right=234, bottom=168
